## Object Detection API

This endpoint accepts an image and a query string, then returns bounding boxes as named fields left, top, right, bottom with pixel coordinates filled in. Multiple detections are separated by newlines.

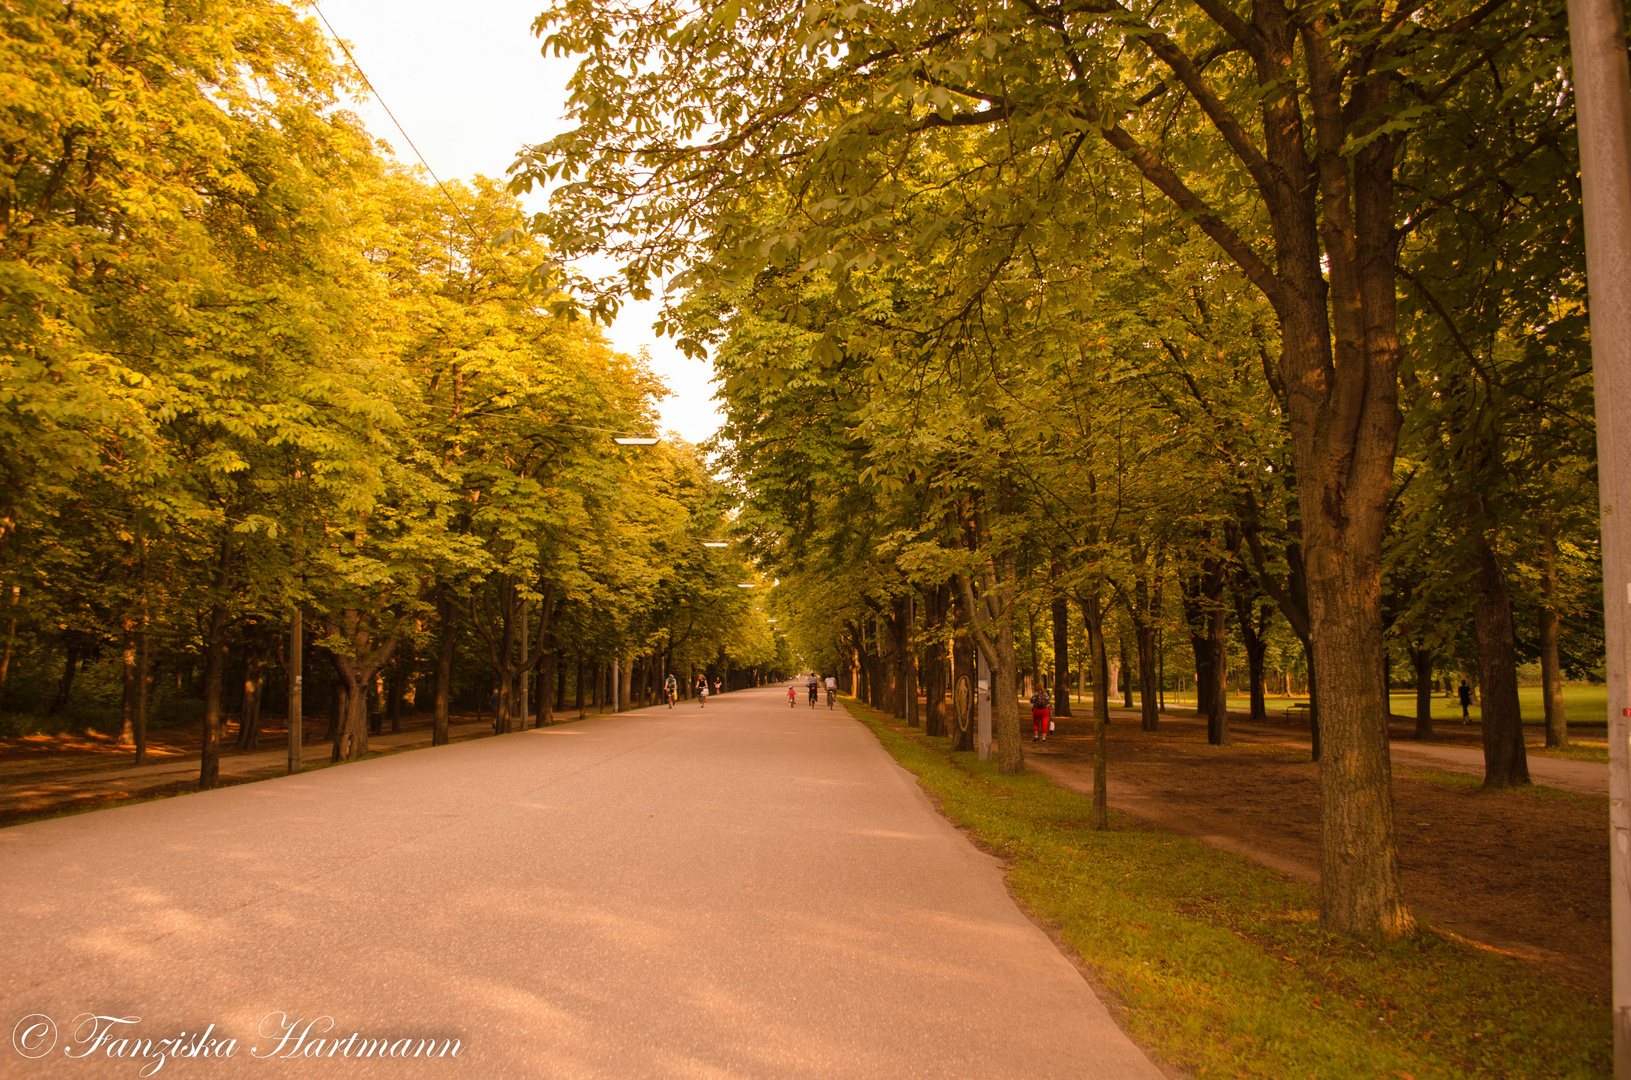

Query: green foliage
left=851, top=699, right=1610, bottom=1079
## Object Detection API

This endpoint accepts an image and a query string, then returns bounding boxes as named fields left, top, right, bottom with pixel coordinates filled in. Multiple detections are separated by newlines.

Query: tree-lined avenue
left=0, top=687, right=1162, bottom=1078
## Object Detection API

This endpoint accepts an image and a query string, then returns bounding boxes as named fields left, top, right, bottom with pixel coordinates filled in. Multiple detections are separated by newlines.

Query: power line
left=310, top=2, right=488, bottom=248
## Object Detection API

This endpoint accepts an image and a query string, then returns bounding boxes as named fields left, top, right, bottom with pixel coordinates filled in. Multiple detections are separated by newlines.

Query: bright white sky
left=314, top=0, right=723, bottom=446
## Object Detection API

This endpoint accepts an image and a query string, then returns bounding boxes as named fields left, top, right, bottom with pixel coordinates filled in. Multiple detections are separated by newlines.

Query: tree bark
left=1233, top=585, right=1270, bottom=723
left=433, top=587, right=456, bottom=746
left=1051, top=590, right=1073, bottom=717
left=119, top=618, right=137, bottom=747
left=234, top=641, right=266, bottom=751
left=48, top=639, right=81, bottom=716
left=1539, top=524, right=1568, bottom=748
left=324, top=609, right=399, bottom=762
left=1470, top=528, right=1530, bottom=787
left=921, top=585, right=949, bottom=737
left=1409, top=643, right=1434, bottom=740
left=198, top=606, right=230, bottom=790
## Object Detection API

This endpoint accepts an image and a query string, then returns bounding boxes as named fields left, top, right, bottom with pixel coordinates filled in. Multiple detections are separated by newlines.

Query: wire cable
left=310, top=2, right=487, bottom=247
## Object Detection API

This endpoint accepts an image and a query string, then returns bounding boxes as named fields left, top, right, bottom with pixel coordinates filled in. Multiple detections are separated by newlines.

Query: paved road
left=1, top=686, right=1162, bottom=1079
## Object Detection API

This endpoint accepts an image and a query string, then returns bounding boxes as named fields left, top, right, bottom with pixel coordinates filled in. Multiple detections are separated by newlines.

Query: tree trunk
left=1079, top=591, right=1113, bottom=727
left=385, top=655, right=410, bottom=734
left=1120, top=636, right=1134, bottom=710
left=434, top=589, right=455, bottom=745
left=1233, top=586, right=1270, bottom=723
left=1470, top=529, right=1530, bottom=787
left=135, top=623, right=150, bottom=767
left=325, top=609, right=399, bottom=762
left=1051, top=591, right=1072, bottom=717
left=235, top=643, right=265, bottom=751
left=48, top=640, right=80, bottom=716
left=1134, top=624, right=1158, bottom=732
left=1206, top=603, right=1229, bottom=746
left=922, top=585, right=949, bottom=737
left=198, top=605, right=230, bottom=790
left=1539, top=525, right=1568, bottom=748
left=1410, top=643, right=1434, bottom=741
left=119, top=618, right=138, bottom=747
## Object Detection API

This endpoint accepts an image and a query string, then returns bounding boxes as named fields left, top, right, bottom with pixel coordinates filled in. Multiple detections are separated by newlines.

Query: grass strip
left=844, top=699, right=1609, bottom=1079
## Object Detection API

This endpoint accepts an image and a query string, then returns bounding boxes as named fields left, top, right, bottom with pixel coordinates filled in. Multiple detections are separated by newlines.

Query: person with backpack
left=1031, top=686, right=1052, bottom=743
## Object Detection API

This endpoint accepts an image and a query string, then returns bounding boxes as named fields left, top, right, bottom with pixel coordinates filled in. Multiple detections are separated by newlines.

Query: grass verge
left=1528, top=742, right=1610, bottom=765
left=843, top=698, right=1609, bottom=1079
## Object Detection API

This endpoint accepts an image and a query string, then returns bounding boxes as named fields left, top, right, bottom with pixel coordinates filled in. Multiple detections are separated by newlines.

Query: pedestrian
left=1458, top=679, right=1472, bottom=720
left=713, top=676, right=722, bottom=697
left=1031, top=687, right=1052, bottom=743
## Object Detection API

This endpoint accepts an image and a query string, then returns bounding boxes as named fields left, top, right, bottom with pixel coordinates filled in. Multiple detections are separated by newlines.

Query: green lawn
left=844, top=698, right=1609, bottom=1080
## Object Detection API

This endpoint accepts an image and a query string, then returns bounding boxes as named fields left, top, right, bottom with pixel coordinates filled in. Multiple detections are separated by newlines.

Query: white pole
left=613, top=656, right=620, bottom=713
left=1566, top=1, right=1631, bottom=1070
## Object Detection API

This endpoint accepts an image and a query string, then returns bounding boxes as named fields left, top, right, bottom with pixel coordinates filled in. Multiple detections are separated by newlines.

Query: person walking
left=664, top=673, right=678, bottom=709
left=1458, top=679, right=1473, bottom=720
left=713, top=676, right=722, bottom=697
left=1031, top=686, right=1052, bottom=743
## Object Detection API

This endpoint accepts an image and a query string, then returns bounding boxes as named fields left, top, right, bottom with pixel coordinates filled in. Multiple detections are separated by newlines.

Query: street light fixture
left=736, top=582, right=757, bottom=589
left=700, top=540, right=731, bottom=548
left=614, top=436, right=662, bottom=446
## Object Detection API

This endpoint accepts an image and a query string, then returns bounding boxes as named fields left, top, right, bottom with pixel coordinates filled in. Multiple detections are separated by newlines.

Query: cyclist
left=696, top=674, right=709, bottom=707
left=806, top=674, right=819, bottom=708
left=664, top=673, right=678, bottom=709
left=787, top=682, right=798, bottom=708
left=824, top=674, right=837, bottom=709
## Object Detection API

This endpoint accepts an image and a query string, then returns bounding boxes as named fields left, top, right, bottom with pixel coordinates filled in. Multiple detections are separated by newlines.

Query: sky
left=314, top=0, right=723, bottom=446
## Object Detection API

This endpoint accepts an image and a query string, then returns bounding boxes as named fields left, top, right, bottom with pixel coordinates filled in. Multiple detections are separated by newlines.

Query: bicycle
left=825, top=687, right=835, bottom=709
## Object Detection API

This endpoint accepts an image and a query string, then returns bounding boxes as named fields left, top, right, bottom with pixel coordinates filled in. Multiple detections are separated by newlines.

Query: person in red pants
left=1030, top=688, right=1052, bottom=743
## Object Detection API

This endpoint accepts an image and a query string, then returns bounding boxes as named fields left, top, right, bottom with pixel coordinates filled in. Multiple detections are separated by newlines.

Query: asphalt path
left=1, top=685, right=1163, bottom=1079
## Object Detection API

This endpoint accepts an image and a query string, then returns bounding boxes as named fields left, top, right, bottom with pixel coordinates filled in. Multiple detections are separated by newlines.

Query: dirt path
left=1149, top=712, right=1608, bottom=794
left=1, top=714, right=496, bottom=825
left=1032, top=716, right=1609, bottom=1001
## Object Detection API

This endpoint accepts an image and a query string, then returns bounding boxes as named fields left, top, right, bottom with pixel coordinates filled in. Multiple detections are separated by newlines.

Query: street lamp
left=736, top=582, right=757, bottom=589
left=700, top=540, right=731, bottom=548
left=614, top=436, right=661, bottom=446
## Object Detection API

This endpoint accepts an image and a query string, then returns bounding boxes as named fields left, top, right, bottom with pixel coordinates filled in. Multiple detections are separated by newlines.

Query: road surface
left=1, top=686, right=1163, bottom=1079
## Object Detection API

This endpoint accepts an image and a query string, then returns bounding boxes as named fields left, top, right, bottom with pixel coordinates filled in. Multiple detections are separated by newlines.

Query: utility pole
left=288, top=609, right=302, bottom=775
left=520, top=598, right=529, bottom=730
left=1566, top=1, right=1631, bottom=1070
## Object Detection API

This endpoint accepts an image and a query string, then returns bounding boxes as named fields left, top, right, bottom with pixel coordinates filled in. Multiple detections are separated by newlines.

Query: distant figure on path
left=1031, top=687, right=1052, bottom=743
left=807, top=674, right=820, bottom=708
left=788, top=683, right=798, bottom=708
left=664, top=674, right=678, bottom=708
left=1458, top=680, right=1472, bottom=720
left=696, top=674, right=709, bottom=707
left=713, top=676, right=722, bottom=696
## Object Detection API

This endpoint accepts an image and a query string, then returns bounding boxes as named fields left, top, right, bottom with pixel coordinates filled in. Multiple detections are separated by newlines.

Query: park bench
left=1284, top=702, right=1312, bottom=722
